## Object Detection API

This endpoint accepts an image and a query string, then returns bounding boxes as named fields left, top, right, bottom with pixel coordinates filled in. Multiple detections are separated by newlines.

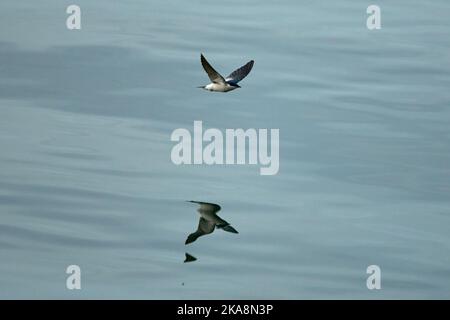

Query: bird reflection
left=185, top=201, right=238, bottom=245
left=184, top=252, right=197, bottom=263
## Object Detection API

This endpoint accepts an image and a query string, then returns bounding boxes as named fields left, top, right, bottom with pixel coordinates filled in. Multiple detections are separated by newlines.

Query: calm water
left=1, top=0, right=450, bottom=299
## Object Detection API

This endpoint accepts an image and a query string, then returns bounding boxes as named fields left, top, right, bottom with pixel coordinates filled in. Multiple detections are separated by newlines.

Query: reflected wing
left=188, top=200, right=221, bottom=214
left=185, top=217, right=216, bottom=244
left=201, top=54, right=226, bottom=84
left=226, top=60, right=254, bottom=83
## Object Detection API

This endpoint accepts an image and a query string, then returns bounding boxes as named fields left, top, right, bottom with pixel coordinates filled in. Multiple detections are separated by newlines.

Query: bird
left=198, top=54, right=254, bottom=92
left=185, top=201, right=238, bottom=245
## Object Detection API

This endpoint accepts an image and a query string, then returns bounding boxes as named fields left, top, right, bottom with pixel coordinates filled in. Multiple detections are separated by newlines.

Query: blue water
left=0, top=0, right=450, bottom=298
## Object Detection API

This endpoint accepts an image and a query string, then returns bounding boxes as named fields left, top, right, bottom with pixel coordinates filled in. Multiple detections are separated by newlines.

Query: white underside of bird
left=199, top=54, right=254, bottom=92
left=204, top=82, right=236, bottom=92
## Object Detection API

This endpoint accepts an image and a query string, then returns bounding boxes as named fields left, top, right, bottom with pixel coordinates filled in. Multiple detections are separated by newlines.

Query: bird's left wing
left=226, top=60, right=254, bottom=83
left=201, top=54, right=226, bottom=84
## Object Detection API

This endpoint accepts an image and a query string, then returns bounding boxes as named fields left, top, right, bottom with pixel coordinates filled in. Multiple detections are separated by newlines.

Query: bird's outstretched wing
left=185, top=217, right=216, bottom=244
left=188, top=200, right=221, bottom=214
left=226, top=60, right=254, bottom=83
left=201, top=54, right=226, bottom=84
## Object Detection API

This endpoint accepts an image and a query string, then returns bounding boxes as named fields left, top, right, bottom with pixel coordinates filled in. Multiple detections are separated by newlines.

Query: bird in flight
left=185, top=201, right=238, bottom=244
left=198, top=54, right=254, bottom=92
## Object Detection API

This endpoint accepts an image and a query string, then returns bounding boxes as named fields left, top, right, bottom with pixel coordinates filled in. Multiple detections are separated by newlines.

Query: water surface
left=0, top=0, right=450, bottom=298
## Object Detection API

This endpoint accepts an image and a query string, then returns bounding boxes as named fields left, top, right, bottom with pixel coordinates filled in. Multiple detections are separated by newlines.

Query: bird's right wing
left=201, top=54, right=226, bottom=84
left=226, top=60, right=254, bottom=83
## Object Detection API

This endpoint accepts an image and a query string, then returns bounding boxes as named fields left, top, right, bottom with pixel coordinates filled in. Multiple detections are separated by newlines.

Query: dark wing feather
left=201, top=54, right=226, bottom=84
left=226, top=60, right=254, bottom=83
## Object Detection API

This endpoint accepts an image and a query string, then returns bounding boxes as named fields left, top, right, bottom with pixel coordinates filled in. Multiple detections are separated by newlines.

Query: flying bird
left=185, top=201, right=238, bottom=245
left=198, top=54, right=254, bottom=92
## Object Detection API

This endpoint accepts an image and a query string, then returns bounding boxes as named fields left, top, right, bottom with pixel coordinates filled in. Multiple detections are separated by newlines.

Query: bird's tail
left=197, top=85, right=205, bottom=89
